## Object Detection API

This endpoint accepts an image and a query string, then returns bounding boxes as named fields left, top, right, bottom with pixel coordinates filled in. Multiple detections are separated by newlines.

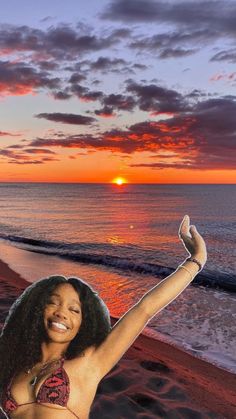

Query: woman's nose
left=54, top=306, right=68, bottom=319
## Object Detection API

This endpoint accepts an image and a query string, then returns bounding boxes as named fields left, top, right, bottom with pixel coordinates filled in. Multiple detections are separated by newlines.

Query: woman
left=0, top=215, right=207, bottom=419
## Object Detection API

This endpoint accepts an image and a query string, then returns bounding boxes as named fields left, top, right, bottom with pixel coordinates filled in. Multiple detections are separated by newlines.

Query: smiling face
left=43, top=283, right=82, bottom=344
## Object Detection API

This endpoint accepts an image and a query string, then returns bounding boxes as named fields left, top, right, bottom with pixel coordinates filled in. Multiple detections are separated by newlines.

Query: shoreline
left=0, top=257, right=235, bottom=418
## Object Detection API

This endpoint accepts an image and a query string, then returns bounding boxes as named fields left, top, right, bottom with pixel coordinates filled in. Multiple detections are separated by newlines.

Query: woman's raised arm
left=90, top=215, right=207, bottom=380
left=138, top=214, right=207, bottom=318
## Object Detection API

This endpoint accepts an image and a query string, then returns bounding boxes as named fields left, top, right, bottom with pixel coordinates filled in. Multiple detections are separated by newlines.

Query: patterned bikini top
left=2, top=357, right=80, bottom=418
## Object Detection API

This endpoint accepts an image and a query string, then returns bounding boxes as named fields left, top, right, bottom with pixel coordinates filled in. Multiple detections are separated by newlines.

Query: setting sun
left=112, top=177, right=127, bottom=185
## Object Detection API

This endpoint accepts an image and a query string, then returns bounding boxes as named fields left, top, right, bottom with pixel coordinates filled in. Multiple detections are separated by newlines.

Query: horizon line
left=0, top=182, right=235, bottom=185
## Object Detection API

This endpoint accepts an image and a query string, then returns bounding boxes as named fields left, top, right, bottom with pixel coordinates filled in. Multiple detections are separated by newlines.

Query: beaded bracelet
left=186, top=257, right=203, bottom=272
left=178, top=256, right=203, bottom=281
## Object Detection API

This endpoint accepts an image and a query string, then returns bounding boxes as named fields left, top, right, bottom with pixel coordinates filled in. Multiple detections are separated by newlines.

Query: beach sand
left=0, top=258, right=235, bottom=419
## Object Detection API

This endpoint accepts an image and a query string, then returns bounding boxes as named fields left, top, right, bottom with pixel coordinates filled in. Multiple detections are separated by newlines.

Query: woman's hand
left=178, top=215, right=207, bottom=265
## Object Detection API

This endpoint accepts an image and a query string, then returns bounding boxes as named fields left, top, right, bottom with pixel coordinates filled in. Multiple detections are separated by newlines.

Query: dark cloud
left=37, top=60, right=58, bottom=71
left=26, top=95, right=236, bottom=171
left=101, top=0, right=165, bottom=22
left=91, top=79, right=101, bottom=85
left=69, top=83, right=104, bottom=101
left=8, top=156, right=59, bottom=165
left=0, top=147, right=59, bottom=165
left=158, top=47, right=196, bottom=59
left=129, top=30, right=205, bottom=54
left=102, top=0, right=236, bottom=32
left=23, top=148, right=57, bottom=154
left=94, top=106, right=115, bottom=117
left=92, top=91, right=136, bottom=115
left=186, top=89, right=207, bottom=99
left=102, top=93, right=136, bottom=111
left=192, top=97, right=236, bottom=134
left=129, top=29, right=216, bottom=59
left=7, top=160, right=41, bottom=164
left=110, top=28, right=132, bottom=38
left=35, top=112, right=96, bottom=125
left=102, top=1, right=236, bottom=61
left=30, top=76, right=217, bottom=124
left=27, top=120, right=184, bottom=153
left=132, top=63, right=148, bottom=70
left=88, top=56, right=128, bottom=70
left=0, top=149, right=18, bottom=158
left=69, top=72, right=86, bottom=83
left=126, top=80, right=189, bottom=113
left=0, top=24, right=41, bottom=53
left=81, top=56, right=148, bottom=75
left=52, top=90, right=73, bottom=100
left=0, top=60, right=60, bottom=95
left=210, top=49, right=236, bottom=63
left=40, top=16, right=56, bottom=24
left=0, top=23, right=122, bottom=61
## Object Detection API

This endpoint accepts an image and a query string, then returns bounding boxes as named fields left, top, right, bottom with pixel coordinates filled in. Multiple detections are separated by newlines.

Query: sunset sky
left=0, top=0, right=235, bottom=183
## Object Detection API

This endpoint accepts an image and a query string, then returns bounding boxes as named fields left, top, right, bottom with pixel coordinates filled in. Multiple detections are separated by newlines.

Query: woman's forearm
left=139, top=258, right=204, bottom=319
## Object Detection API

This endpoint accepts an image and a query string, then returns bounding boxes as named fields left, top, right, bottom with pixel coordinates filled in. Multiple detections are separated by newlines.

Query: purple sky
left=0, top=0, right=235, bottom=182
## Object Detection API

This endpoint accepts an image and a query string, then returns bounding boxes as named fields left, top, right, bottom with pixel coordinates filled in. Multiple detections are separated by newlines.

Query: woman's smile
left=48, top=321, right=69, bottom=333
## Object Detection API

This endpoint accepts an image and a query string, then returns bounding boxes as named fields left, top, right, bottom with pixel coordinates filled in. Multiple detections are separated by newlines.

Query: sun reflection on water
left=107, top=235, right=125, bottom=244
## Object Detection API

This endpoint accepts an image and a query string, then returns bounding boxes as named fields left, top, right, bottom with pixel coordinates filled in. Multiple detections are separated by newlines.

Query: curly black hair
left=0, top=275, right=111, bottom=401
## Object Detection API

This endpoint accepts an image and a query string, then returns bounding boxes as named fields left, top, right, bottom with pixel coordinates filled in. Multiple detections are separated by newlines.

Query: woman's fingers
left=179, top=215, right=199, bottom=240
left=178, top=215, right=207, bottom=263
left=189, top=224, right=199, bottom=238
left=179, top=215, right=191, bottom=239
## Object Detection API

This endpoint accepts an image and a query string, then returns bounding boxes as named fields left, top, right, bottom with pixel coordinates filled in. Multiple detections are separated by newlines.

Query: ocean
left=0, top=183, right=235, bottom=374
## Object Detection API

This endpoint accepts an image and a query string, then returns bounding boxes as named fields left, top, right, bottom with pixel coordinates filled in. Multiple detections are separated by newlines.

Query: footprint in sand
left=161, top=384, right=188, bottom=401
left=140, top=360, right=171, bottom=373
left=147, top=376, right=169, bottom=391
left=129, top=393, right=168, bottom=416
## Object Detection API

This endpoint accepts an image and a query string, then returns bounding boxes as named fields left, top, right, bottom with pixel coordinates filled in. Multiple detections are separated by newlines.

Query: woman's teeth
left=50, top=321, right=68, bottom=331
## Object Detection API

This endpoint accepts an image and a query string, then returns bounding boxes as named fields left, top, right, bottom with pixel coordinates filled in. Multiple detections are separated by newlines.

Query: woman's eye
left=47, top=300, right=79, bottom=313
